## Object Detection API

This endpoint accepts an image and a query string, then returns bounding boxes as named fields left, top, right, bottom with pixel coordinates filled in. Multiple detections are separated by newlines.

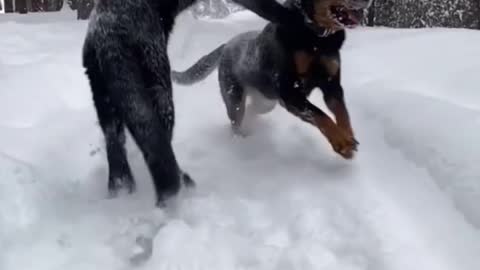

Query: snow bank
left=0, top=153, right=39, bottom=238
left=354, top=86, right=480, bottom=227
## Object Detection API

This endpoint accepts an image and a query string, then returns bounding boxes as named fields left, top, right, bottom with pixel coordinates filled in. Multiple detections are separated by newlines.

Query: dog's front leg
left=322, top=83, right=355, bottom=139
left=318, top=87, right=357, bottom=153
left=318, top=56, right=357, bottom=142
left=279, top=92, right=357, bottom=159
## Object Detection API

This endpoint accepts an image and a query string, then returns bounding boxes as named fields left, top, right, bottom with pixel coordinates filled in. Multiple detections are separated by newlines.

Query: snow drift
left=0, top=10, right=479, bottom=270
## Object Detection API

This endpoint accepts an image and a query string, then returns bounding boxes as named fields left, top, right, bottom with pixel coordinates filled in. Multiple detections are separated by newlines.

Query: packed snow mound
left=0, top=153, right=39, bottom=237
left=1, top=10, right=479, bottom=270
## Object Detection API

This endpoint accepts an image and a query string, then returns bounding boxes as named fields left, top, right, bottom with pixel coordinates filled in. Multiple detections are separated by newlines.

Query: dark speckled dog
left=173, top=0, right=371, bottom=159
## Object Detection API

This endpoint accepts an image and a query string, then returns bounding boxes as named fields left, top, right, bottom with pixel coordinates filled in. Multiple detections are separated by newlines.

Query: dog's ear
left=285, top=0, right=334, bottom=37
left=299, top=0, right=316, bottom=20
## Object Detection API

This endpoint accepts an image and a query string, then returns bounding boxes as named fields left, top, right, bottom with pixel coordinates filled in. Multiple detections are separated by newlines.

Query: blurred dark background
left=2, top=0, right=479, bottom=29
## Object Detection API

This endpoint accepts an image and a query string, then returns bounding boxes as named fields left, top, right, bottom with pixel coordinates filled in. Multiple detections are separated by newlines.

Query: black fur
left=82, top=0, right=315, bottom=205
left=172, top=44, right=226, bottom=85
left=173, top=0, right=369, bottom=159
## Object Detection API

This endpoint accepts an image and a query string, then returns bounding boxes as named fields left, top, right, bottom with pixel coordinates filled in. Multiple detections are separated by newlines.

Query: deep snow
left=1, top=9, right=479, bottom=270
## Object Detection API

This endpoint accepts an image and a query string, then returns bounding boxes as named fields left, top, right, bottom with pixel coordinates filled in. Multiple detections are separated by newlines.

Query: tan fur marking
left=313, top=112, right=356, bottom=159
left=294, top=51, right=314, bottom=78
left=312, top=0, right=347, bottom=31
left=327, top=99, right=353, bottom=138
left=320, top=56, right=340, bottom=77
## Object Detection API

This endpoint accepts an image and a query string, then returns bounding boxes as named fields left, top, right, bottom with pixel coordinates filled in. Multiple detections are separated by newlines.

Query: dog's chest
left=293, top=50, right=340, bottom=85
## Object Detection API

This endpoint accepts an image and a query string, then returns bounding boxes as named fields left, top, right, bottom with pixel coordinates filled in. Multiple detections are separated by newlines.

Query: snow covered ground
left=1, top=9, right=480, bottom=270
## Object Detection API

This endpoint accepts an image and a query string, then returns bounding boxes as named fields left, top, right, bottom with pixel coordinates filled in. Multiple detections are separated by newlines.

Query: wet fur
left=82, top=0, right=315, bottom=205
left=173, top=0, right=365, bottom=158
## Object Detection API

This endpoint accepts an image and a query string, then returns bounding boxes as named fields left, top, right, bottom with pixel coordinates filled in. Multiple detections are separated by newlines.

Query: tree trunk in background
left=25, top=0, right=31, bottom=11
left=77, top=0, right=93, bottom=19
left=365, top=0, right=375, bottom=26
left=23, top=0, right=63, bottom=11
left=5, top=0, right=13, bottom=12
left=15, top=0, right=27, bottom=13
left=476, top=0, right=480, bottom=29
left=55, top=0, right=63, bottom=11
left=32, top=0, right=42, bottom=11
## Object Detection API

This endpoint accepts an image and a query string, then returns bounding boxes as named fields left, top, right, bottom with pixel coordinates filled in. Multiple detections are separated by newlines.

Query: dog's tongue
left=347, top=9, right=364, bottom=25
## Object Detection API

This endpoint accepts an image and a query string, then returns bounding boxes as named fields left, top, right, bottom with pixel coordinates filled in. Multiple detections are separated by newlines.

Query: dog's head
left=298, top=0, right=372, bottom=32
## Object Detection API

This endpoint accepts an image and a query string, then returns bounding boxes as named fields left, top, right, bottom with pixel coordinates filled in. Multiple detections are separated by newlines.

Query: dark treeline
left=3, top=0, right=480, bottom=30
left=366, top=0, right=480, bottom=29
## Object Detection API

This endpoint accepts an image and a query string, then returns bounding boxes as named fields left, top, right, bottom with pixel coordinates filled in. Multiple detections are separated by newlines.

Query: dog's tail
left=171, top=44, right=225, bottom=85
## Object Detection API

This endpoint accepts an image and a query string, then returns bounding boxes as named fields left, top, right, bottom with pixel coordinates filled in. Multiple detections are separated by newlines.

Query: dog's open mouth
left=330, top=6, right=364, bottom=28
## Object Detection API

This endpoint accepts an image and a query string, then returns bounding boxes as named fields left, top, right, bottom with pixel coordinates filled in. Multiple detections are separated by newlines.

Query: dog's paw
left=108, top=174, right=136, bottom=198
left=337, top=127, right=359, bottom=159
left=180, top=171, right=196, bottom=189
left=130, top=236, right=154, bottom=266
left=315, top=117, right=359, bottom=159
left=330, top=134, right=359, bottom=159
left=231, top=125, right=249, bottom=138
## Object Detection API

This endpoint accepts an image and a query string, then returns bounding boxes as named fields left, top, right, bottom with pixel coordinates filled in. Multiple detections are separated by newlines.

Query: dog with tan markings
left=172, top=0, right=372, bottom=159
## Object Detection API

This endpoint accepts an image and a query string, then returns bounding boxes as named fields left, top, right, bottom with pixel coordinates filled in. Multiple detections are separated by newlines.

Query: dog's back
left=172, top=31, right=261, bottom=86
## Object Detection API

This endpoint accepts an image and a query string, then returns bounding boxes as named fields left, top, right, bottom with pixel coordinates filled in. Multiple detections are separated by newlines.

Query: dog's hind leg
left=219, top=59, right=246, bottom=135
left=93, top=88, right=136, bottom=196
left=85, top=50, right=135, bottom=196
left=137, top=37, right=195, bottom=199
left=98, top=51, right=183, bottom=206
